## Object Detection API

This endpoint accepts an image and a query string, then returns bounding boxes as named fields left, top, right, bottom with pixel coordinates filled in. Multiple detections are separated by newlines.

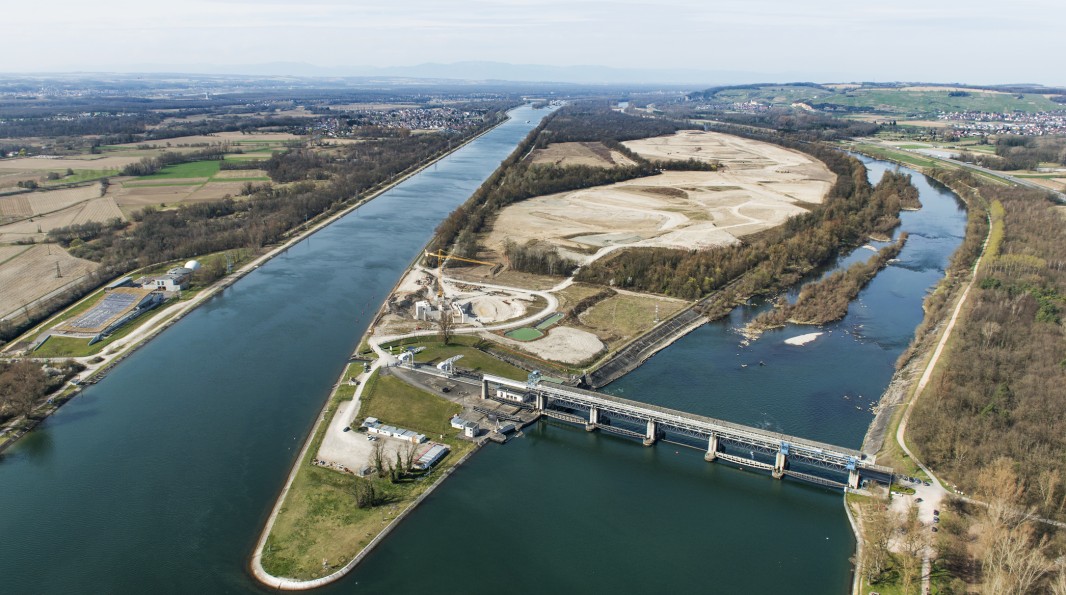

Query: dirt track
left=486, top=131, right=834, bottom=262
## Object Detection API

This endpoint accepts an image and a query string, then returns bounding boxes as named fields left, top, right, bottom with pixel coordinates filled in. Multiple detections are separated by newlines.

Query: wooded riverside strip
left=576, top=161, right=919, bottom=300
left=907, top=173, right=1066, bottom=521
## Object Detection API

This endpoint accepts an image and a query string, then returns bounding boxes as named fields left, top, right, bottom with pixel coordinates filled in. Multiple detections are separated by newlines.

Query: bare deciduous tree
left=436, top=308, right=453, bottom=345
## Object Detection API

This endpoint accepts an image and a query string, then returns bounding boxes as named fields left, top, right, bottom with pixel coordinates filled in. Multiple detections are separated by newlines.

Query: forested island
left=748, top=233, right=907, bottom=332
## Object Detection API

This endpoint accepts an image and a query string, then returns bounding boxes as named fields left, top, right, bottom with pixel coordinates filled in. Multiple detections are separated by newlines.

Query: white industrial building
left=138, top=260, right=201, bottom=292
left=449, top=415, right=480, bottom=438
left=361, top=418, right=426, bottom=444
left=414, top=300, right=476, bottom=323
left=414, top=444, right=450, bottom=470
left=496, top=389, right=529, bottom=403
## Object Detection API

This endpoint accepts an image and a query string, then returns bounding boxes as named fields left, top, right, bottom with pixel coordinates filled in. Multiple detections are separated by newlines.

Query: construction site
left=367, top=130, right=834, bottom=378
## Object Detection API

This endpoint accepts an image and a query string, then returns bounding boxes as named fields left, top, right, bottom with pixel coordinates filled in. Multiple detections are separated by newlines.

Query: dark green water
left=0, top=125, right=965, bottom=594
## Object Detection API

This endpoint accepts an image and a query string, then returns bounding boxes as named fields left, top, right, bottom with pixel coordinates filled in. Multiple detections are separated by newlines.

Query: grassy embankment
left=379, top=335, right=528, bottom=380
left=260, top=367, right=474, bottom=580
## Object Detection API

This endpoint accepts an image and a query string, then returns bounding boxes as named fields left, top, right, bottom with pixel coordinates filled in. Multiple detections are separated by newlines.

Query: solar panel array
left=66, top=292, right=141, bottom=330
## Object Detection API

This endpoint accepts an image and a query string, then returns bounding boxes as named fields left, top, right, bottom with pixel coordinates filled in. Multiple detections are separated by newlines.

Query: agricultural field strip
left=0, top=244, right=98, bottom=319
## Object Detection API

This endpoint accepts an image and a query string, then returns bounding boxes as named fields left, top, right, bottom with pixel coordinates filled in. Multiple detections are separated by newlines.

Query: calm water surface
left=0, top=131, right=964, bottom=593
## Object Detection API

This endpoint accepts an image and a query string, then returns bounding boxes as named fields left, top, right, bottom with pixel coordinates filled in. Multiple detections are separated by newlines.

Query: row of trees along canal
left=0, top=103, right=517, bottom=344
left=844, top=165, right=1065, bottom=594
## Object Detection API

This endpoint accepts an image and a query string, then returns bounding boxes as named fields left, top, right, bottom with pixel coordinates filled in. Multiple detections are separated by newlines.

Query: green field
left=136, top=160, right=221, bottom=180
left=42, top=169, right=118, bottom=186
left=359, top=373, right=461, bottom=437
left=260, top=369, right=474, bottom=580
left=381, top=336, right=527, bottom=378
left=709, top=84, right=1060, bottom=114
left=123, top=181, right=206, bottom=188
left=413, top=339, right=527, bottom=378
left=713, top=85, right=827, bottom=105
left=505, top=327, right=544, bottom=341
left=826, top=89, right=1058, bottom=114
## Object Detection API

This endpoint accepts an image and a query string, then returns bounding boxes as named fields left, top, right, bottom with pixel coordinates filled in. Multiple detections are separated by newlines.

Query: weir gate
left=480, top=374, right=894, bottom=491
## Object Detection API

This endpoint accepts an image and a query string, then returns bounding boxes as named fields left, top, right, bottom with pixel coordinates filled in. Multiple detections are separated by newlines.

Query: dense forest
left=535, top=103, right=684, bottom=143
left=751, top=234, right=907, bottom=330
left=908, top=172, right=1066, bottom=521
left=577, top=164, right=919, bottom=301
left=709, top=110, right=880, bottom=141
left=502, top=239, right=579, bottom=277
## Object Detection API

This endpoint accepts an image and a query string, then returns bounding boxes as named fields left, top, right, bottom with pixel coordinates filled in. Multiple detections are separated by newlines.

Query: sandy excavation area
left=494, top=326, right=605, bottom=365
left=485, top=131, right=835, bottom=262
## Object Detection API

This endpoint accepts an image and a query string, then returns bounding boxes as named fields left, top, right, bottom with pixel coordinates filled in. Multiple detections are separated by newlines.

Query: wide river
left=0, top=107, right=966, bottom=593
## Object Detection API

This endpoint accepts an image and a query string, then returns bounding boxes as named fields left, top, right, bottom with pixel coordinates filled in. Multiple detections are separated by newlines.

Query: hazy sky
left=4, top=0, right=1063, bottom=84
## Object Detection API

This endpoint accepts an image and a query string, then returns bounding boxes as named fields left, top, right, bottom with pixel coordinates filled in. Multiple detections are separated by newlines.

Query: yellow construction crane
left=424, top=249, right=495, bottom=299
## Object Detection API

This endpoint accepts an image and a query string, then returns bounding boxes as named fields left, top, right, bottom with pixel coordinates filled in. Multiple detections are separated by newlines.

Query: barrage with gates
left=479, top=373, right=894, bottom=491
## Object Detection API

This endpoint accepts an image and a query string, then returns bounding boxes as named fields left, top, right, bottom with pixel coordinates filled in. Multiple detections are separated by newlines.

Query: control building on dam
left=480, top=374, right=894, bottom=491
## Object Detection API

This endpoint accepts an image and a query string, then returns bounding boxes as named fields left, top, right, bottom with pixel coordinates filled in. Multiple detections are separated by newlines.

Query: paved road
left=910, top=148, right=1065, bottom=203
left=368, top=267, right=573, bottom=364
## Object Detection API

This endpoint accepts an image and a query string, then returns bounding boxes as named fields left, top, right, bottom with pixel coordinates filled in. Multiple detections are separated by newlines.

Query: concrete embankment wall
left=586, top=306, right=708, bottom=388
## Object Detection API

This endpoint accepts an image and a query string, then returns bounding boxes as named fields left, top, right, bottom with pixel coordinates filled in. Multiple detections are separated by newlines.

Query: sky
left=3, top=0, right=1063, bottom=85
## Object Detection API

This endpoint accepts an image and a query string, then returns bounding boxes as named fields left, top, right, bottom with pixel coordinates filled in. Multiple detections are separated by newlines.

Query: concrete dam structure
left=481, top=374, right=894, bottom=491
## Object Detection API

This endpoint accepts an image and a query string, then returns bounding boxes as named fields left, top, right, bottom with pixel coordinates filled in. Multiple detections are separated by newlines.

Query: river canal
left=0, top=114, right=966, bottom=593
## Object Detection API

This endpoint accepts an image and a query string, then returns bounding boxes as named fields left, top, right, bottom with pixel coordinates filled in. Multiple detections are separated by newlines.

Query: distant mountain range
left=115, top=60, right=790, bottom=86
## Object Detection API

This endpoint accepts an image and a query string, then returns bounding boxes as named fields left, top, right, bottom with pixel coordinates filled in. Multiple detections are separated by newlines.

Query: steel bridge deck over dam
left=481, top=374, right=894, bottom=491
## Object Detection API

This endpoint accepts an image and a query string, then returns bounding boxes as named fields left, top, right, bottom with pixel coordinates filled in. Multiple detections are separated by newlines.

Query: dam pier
left=480, top=373, right=894, bottom=491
